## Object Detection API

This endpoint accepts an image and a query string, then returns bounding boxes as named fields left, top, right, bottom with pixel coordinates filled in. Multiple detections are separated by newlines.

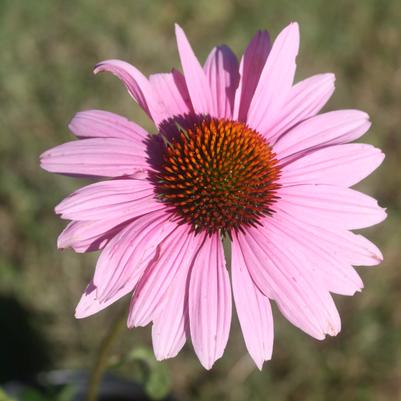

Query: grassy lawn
left=1, top=1, right=400, bottom=400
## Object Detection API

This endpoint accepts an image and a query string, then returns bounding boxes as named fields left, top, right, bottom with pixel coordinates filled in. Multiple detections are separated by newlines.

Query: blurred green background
left=1, top=0, right=400, bottom=400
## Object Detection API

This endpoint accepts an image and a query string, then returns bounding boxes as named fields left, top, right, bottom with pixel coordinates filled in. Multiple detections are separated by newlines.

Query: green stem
left=86, top=309, right=126, bottom=401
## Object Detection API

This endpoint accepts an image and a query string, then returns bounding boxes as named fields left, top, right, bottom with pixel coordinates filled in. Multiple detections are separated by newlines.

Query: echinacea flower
left=40, top=22, right=386, bottom=369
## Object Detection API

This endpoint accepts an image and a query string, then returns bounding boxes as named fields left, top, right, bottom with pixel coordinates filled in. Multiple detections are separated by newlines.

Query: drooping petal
left=232, top=239, right=273, bottom=369
left=175, top=24, right=214, bottom=115
left=204, top=45, right=240, bottom=118
left=274, top=110, right=371, bottom=161
left=234, top=30, right=270, bottom=121
left=149, top=70, right=193, bottom=119
left=75, top=280, right=130, bottom=319
left=266, top=73, right=336, bottom=143
left=276, top=184, right=387, bottom=230
left=40, top=138, right=150, bottom=178
left=266, top=216, right=364, bottom=296
left=58, top=219, right=130, bottom=253
left=55, top=179, right=161, bottom=221
left=69, top=110, right=149, bottom=141
left=151, top=259, right=191, bottom=360
left=94, top=60, right=169, bottom=126
left=189, top=234, right=232, bottom=369
left=128, top=225, right=201, bottom=328
left=247, top=23, right=300, bottom=133
left=93, top=210, right=176, bottom=302
left=280, top=143, right=385, bottom=187
left=237, top=226, right=341, bottom=339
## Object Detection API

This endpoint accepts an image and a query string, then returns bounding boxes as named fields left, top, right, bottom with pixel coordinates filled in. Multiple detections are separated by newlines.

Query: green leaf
left=128, top=347, right=172, bottom=400
left=0, top=388, right=17, bottom=401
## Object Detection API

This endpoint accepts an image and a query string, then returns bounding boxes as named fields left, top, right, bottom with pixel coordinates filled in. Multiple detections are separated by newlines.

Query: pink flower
left=40, top=23, right=386, bottom=369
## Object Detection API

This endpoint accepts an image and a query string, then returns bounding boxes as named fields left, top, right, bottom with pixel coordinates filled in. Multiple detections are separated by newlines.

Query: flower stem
left=86, top=309, right=126, bottom=401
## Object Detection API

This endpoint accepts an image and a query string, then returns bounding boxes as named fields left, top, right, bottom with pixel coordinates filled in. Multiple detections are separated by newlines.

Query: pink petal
left=204, top=45, right=240, bottom=118
left=267, top=212, right=383, bottom=267
left=58, top=219, right=129, bottom=253
left=267, top=215, right=363, bottom=296
left=93, top=210, right=176, bottom=302
left=236, top=227, right=341, bottom=339
left=128, top=225, right=200, bottom=328
left=189, top=234, right=232, bottom=369
left=232, top=238, right=273, bottom=369
left=75, top=280, right=130, bottom=319
left=94, top=60, right=169, bottom=126
left=280, top=143, right=385, bottom=187
left=69, top=110, right=149, bottom=141
left=149, top=70, right=193, bottom=118
left=266, top=73, right=335, bottom=142
left=151, top=258, right=191, bottom=360
left=234, top=30, right=271, bottom=122
left=274, top=110, right=371, bottom=161
left=247, top=23, right=300, bottom=133
left=55, top=179, right=161, bottom=221
left=277, top=184, right=387, bottom=230
left=40, top=138, right=150, bottom=178
left=175, top=24, right=213, bottom=115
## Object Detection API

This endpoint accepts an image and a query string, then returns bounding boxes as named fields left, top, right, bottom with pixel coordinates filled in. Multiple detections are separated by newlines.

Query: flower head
left=41, top=22, right=386, bottom=369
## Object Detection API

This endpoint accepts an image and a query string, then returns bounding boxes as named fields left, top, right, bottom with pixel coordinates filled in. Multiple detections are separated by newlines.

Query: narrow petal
left=40, top=138, right=150, bottom=178
left=237, top=227, right=341, bottom=339
left=234, top=30, right=271, bottom=121
left=75, top=280, right=130, bottom=319
left=274, top=110, right=371, bottom=161
left=276, top=185, right=387, bottom=229
left=151, top=259, right=191, bottom=360
left=280, top=144, right=385, bottom=187
left=69, top=110, right=149, bottom=141
left=128, top=225, right=201, bottom=328
left=55, top=179, right=161, bottom=221
left=247, top=23, right=300, bottom=133
left=189, top=234, right=232, bottom=369
left=175, top=24, right=213, bottom=115
left=266, top=73, right=336, bottom=142
left=93, top=210, right=176, bottom=302
left=204, top=45, right=240, bottom=118
left=232, top=239, right=273, bottom=369
left=149, top=70, right=193, bottom=118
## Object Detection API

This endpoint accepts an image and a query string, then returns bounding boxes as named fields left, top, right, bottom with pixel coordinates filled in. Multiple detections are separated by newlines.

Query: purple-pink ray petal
left=204, top=45, right=240, bottom=119
left=234, top=30, right=270, bottom=122
left=189, top=234, right=232, bottom=369
left=280, top=143, right=384, bottom=187
left=55, top=179, right=161, bottom=221
left=94, top=59, right=169, bottom=126
left=151, top=253, right=192, bottom=360
left=69, top=110, right=149, bottom=141
left=266, top=73, right=335, bottom=143
left=274, top=110, right=371, bottom=161
left=149, top=70, right=193, bottom=119
left=40, top=138, right=150, bottom=178
left=75, top=280, right=130, bottom=319
left=266, top=215, right=364, bottom=296
left=237, top=227, right=341, bottom=339
left=93, top=210, right=176, bottom=302
left=232, top=239, right=273, bottom=369
left=174, top=24, right=214, bottom=115
left=247, top=23, right=299, bottom=133
left=128, top=225, right=201, bottom=328
left=277, top=184, right=387, bottom=230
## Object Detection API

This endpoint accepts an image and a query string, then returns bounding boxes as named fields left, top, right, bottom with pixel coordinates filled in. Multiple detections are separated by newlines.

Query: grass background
left=1, top=0, right=400, bottom=400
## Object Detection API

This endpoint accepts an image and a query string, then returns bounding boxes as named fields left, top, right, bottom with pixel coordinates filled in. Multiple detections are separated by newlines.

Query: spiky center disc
left=155, top=118, right=280, bottom=235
